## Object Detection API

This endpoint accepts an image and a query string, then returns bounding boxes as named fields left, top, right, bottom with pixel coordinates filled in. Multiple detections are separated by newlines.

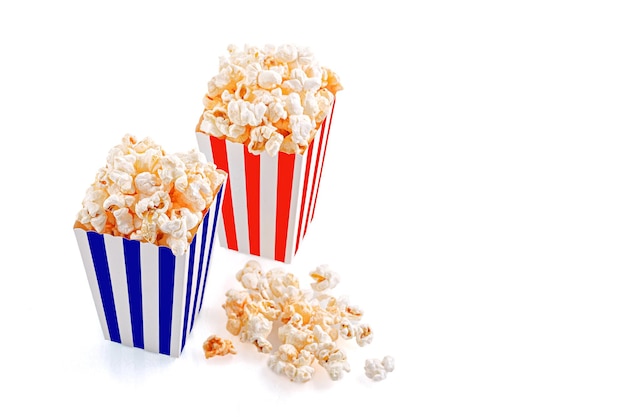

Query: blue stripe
left=158, top=247, right=176, bottom=355
left=180, top=238, right=197, bottom=351
left=189, top=210, right=211, bottom=331
left=123, top=239, right=144, bottom=349
left=199, top=187, right=223, bottom=311
left=87, top=232, right=121, bottom=343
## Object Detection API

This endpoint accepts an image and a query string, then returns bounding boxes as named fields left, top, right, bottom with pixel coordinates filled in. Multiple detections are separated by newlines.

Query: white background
left=1, top=1, right=625, bottom=415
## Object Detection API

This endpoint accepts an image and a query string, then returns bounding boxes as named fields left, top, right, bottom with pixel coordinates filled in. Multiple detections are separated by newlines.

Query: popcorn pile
left=75, top=134, right=227, bottom=255
left=198, top=44, right=343, bottom=156
left=221, top=261, right=373, bottom=383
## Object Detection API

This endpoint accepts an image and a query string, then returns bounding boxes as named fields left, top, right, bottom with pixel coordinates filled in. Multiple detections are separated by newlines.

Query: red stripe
left=303, top=117, right=327, bottom=237
left=210, top=136, right=238, bottom=251
left=275, top=152, right=296, bottom=262
left=294, top=138, right=316, bottom=254
left=310, top=98, right=336, bottom=221
left=244, top=150, right=260, bottom=255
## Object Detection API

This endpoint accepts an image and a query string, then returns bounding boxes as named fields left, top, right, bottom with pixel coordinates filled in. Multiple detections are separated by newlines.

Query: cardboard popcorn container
left=196, top=100, right=336, bottom=263
left=74, top=185, right=224, bottom=357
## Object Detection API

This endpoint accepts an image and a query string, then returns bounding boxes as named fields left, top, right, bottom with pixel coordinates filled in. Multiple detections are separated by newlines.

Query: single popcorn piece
left=355, top=323, right=374, bottom=347
left=216, top=261, right=373, bottom=383
left=198, top=44, right=342, bottom=156
left=203, top=335, right=237, bottom=359
left=257, top=69, right=282, bottom=89
left=75, top=134, right=227, bottom=255
left=309, top=264, right=340, bottom=292
left=239, top=313, right=273, bottom=353
left=318, top=347, right=351, bottom=381
left=364, top=356, right=395, bottom=382
left=268, top=344, right=315, bottom=383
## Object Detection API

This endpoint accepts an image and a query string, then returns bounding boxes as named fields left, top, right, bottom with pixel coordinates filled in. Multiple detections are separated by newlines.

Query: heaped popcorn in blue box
left=74, top=134, right=227, bottom=357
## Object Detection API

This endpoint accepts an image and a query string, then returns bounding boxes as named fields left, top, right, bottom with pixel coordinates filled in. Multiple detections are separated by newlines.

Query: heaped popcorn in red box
left=74, top=134, right=226, bottom=357
left=196, top=44, right=342, bottom=263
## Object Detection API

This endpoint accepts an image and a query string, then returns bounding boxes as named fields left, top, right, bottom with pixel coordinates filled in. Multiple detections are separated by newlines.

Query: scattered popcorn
left=199, top=44, right=342, bottom=156
left=203, top=335, right=237, bottom=359
left=364, top=356, right=395, bottom=382
left=75, top=134, right=227, bottom=255
left=220, top=261, right=372, bottom=383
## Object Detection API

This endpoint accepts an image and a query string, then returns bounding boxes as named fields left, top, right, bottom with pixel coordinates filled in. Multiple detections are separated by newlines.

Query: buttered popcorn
left=203, top=335, right=237, bottom=359
left=198, top=44, right=342, bottom=156
left=220, top=261, right=372, bottom=383
left=75, top=134, right=226, bottom=255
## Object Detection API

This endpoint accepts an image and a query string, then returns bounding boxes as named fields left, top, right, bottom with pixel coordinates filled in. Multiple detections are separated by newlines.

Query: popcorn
left=268, top=344, right=315, bottom=383
left=355, top=323, right=374, bottom=347
left=75, top=134, right=226, bottom=255
left=364, top=356, right=395, bottom=382
left=317, top=346, right=350, bottom=381
left=203, top=335, right=237, bottom=359
left=218, top=261, right=372, bottom=383
left=257, top=70, right=282, bottom=90
left=309, top=264, right=340, bottom=292
left=239, top=313, right=273, bottom=353
left=198, top=44, right=342, bottom=156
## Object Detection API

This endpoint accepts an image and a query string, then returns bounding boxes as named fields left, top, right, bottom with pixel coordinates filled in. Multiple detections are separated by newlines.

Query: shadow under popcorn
left=73, top=185, right=224, bottom=357
left=196, top=99, right=337, bottom=264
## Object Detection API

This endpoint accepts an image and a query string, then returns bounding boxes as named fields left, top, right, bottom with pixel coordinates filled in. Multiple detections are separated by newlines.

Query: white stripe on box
left=196, top=132, right=212, bottom=165
left=140, top=243, right=160, bottom=354
left=216, top=194, right=227, bottom=250
left=189, top=219, right=203, bottom=326
left=226, top=139, right=249, bottom=254
left=301, top=131, right=319, bottom=241
left=259, top=151, right=278, bottom=259
left=309, top=120, right=329, bottom=225
left=284, top=154, right=305, bottom=263
left=169, top=255, right=187, bottom=357
left=103, top=234, right=133, bottom=347
left=74, top=229, right=110, bottom=340
left=312, top=126, right=325, bottom=219
left=196, top=214, right=211, bottom=317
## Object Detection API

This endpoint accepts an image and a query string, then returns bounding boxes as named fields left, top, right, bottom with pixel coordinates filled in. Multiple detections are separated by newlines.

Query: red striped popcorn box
left=73, top=185, right=224, bottom=357
left=196, top=100, right=336, bottom=263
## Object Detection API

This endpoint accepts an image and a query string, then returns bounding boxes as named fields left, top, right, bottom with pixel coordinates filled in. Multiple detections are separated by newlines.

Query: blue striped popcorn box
left=196, top=99, right=336, bottom=264
left=73, top=185, right=224, bottom=357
